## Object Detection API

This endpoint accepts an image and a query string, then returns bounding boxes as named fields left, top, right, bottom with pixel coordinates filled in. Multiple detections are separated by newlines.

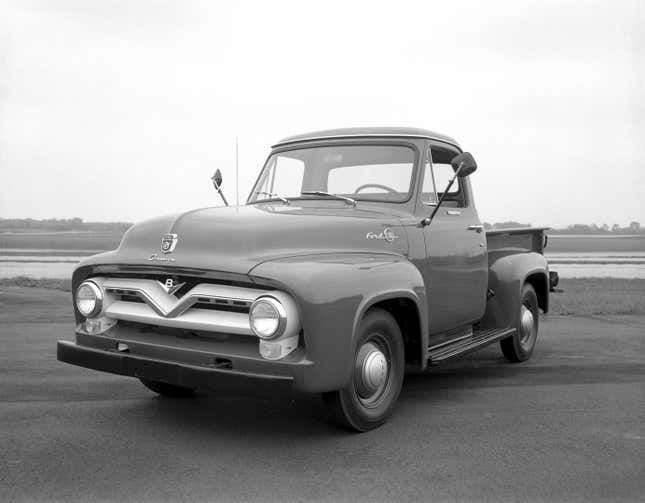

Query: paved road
left=1, top=287, right=644, bottom=502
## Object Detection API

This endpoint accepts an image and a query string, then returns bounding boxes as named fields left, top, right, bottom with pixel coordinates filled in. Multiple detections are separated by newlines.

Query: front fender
left=249, top=253, right=427, bottom=392
left=481, top=251, right=548, bottom=329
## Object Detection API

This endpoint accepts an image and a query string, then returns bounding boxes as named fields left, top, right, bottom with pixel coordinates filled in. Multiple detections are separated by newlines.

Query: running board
left=427, top=327, right=516, bottom=364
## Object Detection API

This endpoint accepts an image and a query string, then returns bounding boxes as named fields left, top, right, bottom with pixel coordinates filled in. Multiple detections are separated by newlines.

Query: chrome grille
left=89, top=277, right=273, bottom=335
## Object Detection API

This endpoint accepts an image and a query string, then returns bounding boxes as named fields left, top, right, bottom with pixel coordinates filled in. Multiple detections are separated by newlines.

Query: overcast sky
left=1, top=0, right=643, bottom=227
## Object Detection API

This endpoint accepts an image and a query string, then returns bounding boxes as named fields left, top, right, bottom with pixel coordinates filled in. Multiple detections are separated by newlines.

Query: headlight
left=249, top=296, right=287, bottom=339
left=75, top=281, right=103, bottom=318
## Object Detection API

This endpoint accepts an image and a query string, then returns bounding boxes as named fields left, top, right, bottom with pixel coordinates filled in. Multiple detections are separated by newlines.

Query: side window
left=421, top=161, right=438, bottom=205
left=422, top=145, right=466, bottom=208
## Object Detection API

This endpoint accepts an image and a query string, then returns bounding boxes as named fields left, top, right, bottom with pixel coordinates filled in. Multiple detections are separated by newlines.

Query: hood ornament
left=161, top=233, right=178, bottom=254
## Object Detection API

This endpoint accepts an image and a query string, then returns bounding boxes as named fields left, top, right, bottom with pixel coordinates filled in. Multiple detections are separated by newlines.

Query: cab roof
left=273, top=127, right=460, bottom=149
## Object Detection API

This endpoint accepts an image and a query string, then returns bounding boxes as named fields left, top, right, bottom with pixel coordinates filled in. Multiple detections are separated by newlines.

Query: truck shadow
left=133, top=389, right=337, bottom=438
left=122, top=340, right=643, bottom=437
left=127, top=347, right=529, bottom=437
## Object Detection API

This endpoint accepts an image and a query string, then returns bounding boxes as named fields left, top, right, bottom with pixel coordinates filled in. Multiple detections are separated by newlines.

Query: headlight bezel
left=249, top=296, right=287, bottom=340
left=75, top=280, right=104, bottom=318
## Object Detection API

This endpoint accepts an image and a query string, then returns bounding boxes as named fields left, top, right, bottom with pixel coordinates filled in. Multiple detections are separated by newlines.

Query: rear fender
left=481, top=252, right=548, bottom=329
left=249, top=253, right=427, bottom=392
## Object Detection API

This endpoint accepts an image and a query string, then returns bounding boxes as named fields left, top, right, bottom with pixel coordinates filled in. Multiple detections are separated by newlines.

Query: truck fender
left=249, top=253, right=428, bottom=391
left=352, top=282, right=429, bottom=371
left=481, top=252, right=549, bottom=329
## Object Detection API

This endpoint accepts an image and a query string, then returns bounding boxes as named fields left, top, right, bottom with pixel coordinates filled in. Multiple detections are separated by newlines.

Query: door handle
left=468, top=225, right=484, bottom=233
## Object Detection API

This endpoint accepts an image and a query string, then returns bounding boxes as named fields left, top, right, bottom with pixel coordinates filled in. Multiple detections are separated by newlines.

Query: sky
left=0, top=0, right=643, bottom=227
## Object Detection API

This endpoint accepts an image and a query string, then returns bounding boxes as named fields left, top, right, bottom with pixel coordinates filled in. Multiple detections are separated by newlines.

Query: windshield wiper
left=255, top=191, right=290, bottom=205
left=301, top=191, right=357, bottom=206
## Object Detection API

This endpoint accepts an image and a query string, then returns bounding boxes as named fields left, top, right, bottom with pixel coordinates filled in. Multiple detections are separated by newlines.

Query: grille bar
left=104, top=301, right=252, bottom=335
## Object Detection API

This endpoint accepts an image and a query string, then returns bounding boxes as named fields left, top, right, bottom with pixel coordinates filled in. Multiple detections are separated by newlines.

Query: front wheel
left=324, top=308, right=404, bottom=432
left=500, top=283, right=539, bottom=362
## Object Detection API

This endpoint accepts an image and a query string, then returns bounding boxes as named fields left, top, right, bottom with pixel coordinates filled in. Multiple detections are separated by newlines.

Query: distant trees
left=1, top=217, right=642, bottom=235
left=482, top=221, right=531, bottom=230
left=0, top=218, right=132, bottom=232
left=481, top=221, right=643, bottom=234
left=542, top=222, right=643, bottom=235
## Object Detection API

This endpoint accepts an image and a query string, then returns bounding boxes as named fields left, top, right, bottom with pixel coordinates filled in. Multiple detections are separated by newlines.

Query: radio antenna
left=235, top=136, right=239, bottom=206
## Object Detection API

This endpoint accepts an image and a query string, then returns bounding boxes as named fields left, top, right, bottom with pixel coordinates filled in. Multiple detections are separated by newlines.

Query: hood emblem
left=161, top=233, right=178, bottom=254
left=159, top=278, right=185, bottom=296
left=366, top=227, right=400, bottom=243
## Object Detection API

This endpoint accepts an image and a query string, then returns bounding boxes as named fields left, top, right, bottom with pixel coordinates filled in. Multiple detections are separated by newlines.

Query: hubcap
left=519, top=305, right=535, bottom=348
left=355, top=341, right=389, bottom=402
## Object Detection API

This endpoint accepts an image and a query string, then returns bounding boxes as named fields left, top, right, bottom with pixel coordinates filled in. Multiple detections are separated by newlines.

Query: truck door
left=421, top=142, right=488, bottom=335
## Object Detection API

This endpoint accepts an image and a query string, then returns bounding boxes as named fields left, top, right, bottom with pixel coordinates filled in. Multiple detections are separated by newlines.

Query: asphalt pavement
left=1, top=287, right=644, bottom=502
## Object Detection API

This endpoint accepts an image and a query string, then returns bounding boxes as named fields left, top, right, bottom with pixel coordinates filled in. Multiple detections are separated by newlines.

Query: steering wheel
left=354, top=183, right=400, bottom=195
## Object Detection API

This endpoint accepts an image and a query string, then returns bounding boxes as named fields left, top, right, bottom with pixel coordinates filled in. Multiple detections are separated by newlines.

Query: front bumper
left=57, top=339, right=295, bottom=395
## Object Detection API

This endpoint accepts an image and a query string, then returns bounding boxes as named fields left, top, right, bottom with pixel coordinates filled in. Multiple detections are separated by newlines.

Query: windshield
left=248, top=145, right=416, bottom=204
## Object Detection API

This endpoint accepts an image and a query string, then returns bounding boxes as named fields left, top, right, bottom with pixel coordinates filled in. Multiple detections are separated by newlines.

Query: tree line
left=0, top=218, right=132, bottom=232
left=1, top=218, right=642, bottom=235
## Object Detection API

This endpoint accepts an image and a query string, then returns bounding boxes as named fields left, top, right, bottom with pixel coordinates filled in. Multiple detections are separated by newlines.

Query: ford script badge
left=161, top=233, right=178, bottom=254
left=366, top=227, right=400, bottom=243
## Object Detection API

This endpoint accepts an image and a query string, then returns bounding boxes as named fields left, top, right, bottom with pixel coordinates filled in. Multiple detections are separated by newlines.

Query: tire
left=500, top=283, right=539, bottom=362
left=323, top=308, right=405, bottom=432
left=139, top=378, right=196, bottom=398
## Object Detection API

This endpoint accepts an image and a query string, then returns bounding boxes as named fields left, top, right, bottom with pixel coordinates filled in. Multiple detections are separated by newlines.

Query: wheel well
left=369, top=298, right=422, bottom=366
left=525, top=272, right=548, bottom=313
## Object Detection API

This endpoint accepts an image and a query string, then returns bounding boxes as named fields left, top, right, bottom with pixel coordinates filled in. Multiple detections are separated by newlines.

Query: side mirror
left=211, top=169, right=228, bottom=206
left=450, top=152, right=477, bottom=177
left=211, top=169, right=223, bottom=189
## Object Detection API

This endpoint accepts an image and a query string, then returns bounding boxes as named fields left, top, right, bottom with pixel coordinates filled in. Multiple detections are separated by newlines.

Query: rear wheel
left=500, top=283, right=539, bottom=362
left=139, top=378, right=196, bottom=398
left=324, top=308, right=404, bottom=432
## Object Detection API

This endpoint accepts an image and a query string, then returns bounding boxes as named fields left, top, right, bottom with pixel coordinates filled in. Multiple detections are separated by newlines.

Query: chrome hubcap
left=519, top=305, right=535, bottom=347
left=355, top=342, right=389, bottom=401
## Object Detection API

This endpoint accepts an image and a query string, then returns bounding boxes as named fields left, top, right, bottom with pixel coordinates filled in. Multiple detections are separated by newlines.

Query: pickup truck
left=58, top=127, right=558, bottom=431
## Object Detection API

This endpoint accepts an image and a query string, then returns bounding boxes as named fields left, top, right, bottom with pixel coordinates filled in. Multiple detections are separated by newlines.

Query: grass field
left=0, top=231, right=123, bottom=250
left=548, top=278, right=645, bottom=315
left=2, top=276, right=643, bottom=316
left=546, top=235, right=645, bottom=253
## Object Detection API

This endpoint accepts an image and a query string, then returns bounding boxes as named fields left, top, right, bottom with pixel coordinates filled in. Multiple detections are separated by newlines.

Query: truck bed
left=486, top=227, right=549, bottom=255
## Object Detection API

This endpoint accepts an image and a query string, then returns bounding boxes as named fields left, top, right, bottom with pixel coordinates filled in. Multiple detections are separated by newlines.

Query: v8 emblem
left=159, top=278, right=185, bottom=296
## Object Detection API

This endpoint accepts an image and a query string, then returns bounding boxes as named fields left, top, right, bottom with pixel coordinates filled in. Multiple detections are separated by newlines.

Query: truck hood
left=85, top=204, right=408, bottom=275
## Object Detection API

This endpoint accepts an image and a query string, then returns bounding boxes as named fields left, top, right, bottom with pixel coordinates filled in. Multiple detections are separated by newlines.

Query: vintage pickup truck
left=58, top=127, right=558, bottom=431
